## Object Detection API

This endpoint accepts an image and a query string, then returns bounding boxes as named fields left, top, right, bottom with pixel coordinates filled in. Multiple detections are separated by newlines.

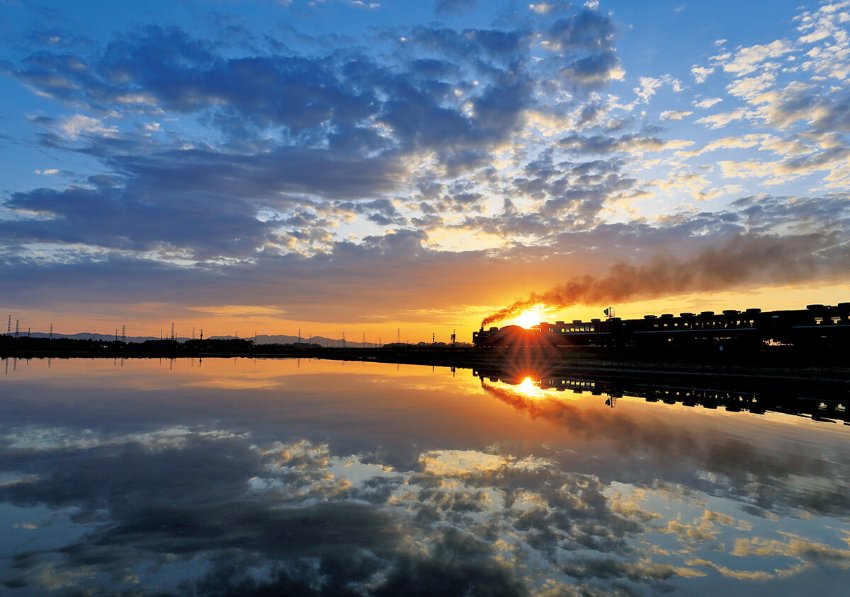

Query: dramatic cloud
left=1, top=0, right=849, bottom=336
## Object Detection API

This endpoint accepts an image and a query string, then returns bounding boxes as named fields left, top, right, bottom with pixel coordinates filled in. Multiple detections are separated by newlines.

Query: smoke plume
left=481, top=233, right=848, bottom=327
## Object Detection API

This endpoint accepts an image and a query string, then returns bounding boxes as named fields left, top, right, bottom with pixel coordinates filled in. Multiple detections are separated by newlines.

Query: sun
left=513, top=304, right=547, bottom=329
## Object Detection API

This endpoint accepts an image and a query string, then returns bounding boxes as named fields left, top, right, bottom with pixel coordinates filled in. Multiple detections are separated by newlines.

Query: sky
left=0, top=0, right=849, bottom=341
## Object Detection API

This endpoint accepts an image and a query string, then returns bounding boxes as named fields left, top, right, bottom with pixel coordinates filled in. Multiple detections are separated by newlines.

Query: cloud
left=56, top=114, right=118, bottom=140
left=693, top=97, right=722, bottom=109
left=3, top=0, right=850, bottom=336
left=695, top=107, right=749, bottom=129
left=691, top=65, right=714, bottom=83
left=542, top=9, right=625, bottom=87
left=722, top=39, right=794, bottom=76
left=660, top=110, right=692, bottom=121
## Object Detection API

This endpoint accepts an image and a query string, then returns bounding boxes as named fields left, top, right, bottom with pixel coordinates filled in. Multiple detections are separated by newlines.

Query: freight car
left=472, top=303, right=850, bottom=350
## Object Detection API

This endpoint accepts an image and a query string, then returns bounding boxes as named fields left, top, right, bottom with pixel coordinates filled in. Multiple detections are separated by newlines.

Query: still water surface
left=1, top=358, right=849, bottom=595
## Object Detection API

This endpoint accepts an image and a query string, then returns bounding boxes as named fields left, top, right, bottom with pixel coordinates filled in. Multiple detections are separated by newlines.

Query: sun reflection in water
left=515, top=376, right=546, bottom=400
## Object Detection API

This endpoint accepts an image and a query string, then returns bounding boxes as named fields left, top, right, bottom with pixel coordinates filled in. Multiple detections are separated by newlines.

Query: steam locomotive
left=472, top=303, right=850, bottom=350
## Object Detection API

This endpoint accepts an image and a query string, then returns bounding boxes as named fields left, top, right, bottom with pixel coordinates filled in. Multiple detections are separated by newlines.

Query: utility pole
left=122, top=325, right=126, bottom=342
left=6, top=315, right=10, bottom=336
left=15, top=319, right=19, bottom=338
left=171, top=322, right=175, bottom=341
left=200, top=328, right=204, bottom=341
left=432, top=332, right=435, bottom=344
left=298, top=328, right=301, bottom=343
left=49, top=323, right=53, bottom=339
left=397, top=328, right=400, bottom=344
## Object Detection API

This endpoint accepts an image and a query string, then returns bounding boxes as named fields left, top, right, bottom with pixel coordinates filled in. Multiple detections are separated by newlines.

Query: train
left=472, top=302, right=850, bottom=350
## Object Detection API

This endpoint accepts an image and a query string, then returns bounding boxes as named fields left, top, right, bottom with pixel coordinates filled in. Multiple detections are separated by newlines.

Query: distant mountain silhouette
left=26, top=332, right=160, bottom=342
left=14, top=331, right=382, bottom=347
left=249, top=335, right=379, bottom=348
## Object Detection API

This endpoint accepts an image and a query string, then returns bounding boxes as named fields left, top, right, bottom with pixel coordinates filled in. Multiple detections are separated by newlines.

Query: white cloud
left=726, top=71, right=777, bottom=100
left=723, top=40, right=794, bottom=75
left=694, top=97, right=722, bottom=109
left=691, top=65, right=714, bottom=84
left=660, top=110, right=692, bottom=121
left=34, top=168, right=59, bottom=176
left=624, top=75, right=682, bottom=111
left=718, top=159, right=779, bottom=179
left=695, top=108, right=749, bottom=129
left=57, top=114, right=118, bottom=140
left=635, top=76, right=662, bottom=103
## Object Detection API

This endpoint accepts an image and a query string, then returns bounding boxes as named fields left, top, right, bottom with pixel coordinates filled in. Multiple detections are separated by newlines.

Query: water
left=1, top=357, right=849, bottom=595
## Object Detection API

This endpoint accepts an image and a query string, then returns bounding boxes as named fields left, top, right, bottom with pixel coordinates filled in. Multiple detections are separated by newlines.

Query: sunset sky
left=1, top=0, right=848, bottom=341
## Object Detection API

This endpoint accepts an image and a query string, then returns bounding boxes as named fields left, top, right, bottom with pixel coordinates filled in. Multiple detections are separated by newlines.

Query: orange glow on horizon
left=3, top=282, right=849, bottom=344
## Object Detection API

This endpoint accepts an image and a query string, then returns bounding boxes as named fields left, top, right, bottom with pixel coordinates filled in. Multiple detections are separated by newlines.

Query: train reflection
left=474, top=365, right=850, bottom=424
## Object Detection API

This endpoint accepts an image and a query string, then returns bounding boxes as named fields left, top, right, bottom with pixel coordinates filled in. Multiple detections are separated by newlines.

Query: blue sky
left=0, top=0, right=848, bottom=338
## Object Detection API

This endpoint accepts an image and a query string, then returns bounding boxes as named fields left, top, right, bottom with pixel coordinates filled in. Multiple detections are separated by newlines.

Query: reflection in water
left=1, top=357, right=850, bottom=595
left=476, top=362, right=850, bottom=424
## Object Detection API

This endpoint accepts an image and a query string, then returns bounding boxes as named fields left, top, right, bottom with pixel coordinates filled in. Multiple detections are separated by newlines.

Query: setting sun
left=513, top=304, right=547, bottom=329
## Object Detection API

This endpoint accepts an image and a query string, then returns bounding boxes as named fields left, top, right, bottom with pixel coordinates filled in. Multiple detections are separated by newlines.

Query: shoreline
left=3, top=339, right=850, bottom=383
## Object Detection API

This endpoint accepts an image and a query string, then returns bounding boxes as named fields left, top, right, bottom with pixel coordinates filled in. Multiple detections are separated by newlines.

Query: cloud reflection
left=1, top=419, right=849, bottom=595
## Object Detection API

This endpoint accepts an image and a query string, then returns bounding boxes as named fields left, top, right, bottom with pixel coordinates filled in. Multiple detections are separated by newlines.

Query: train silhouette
left=473, top=302, right=850, bottom=350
